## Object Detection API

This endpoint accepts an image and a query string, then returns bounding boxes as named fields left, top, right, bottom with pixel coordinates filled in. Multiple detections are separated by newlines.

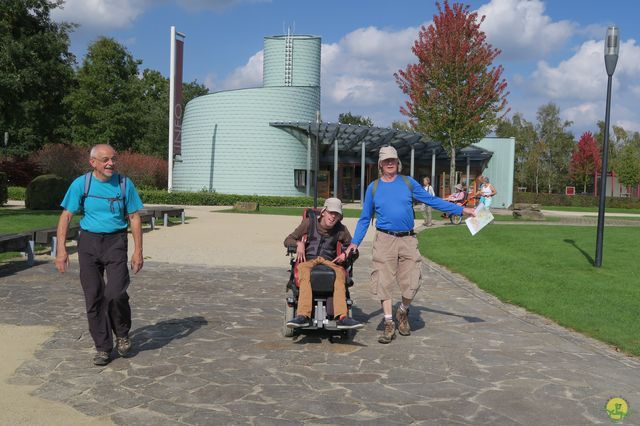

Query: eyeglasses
left=92, top=157, right=117, bottom=163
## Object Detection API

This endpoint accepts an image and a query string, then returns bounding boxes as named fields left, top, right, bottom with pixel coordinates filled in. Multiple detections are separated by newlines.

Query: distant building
left=174, top=33, right=514, bottom=208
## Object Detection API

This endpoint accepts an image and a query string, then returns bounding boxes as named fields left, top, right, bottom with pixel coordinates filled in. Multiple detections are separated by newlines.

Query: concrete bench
left=137, top=211, right=155, bottom=230
left=0, top=233, right=35, bottom=266
left=142, top=207, right=185, bottom=227
left=31, top=224, right=80, bottom=258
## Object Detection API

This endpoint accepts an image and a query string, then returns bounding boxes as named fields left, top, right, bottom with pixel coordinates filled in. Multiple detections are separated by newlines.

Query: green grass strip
left=418, top=225, right=640, bottom=356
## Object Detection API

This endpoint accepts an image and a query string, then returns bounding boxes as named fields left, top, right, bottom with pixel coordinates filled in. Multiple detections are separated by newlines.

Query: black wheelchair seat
left=310, top=264, right=335, bottom=296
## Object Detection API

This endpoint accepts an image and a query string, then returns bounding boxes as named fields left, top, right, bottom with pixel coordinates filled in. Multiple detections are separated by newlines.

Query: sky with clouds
left=51, top=0, right=640, bottom=137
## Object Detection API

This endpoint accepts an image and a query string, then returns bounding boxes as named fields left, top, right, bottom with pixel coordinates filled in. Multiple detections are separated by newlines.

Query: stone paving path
left=1, top=244, right=639, bottom=425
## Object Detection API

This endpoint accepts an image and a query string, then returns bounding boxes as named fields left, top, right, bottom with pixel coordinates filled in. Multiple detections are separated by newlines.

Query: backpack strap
left=118, top=174, right=128, bottom=219
left=79, top=171, right=93, bottom=215
left=79, top=172, right=128, bottom=219
left=369, top=176, right=414, bottom=224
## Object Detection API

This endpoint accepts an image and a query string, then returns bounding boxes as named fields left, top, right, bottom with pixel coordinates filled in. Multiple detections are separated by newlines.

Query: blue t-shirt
left=352, top=175, right=463, bottom=245
left=60, top=174, right=144, bottom=233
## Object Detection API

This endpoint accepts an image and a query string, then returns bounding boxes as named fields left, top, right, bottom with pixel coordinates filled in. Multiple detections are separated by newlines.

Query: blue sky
left=52, top=0, right=640, bottom=137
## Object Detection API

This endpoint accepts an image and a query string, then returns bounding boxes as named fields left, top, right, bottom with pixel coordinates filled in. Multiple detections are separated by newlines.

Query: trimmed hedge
left=0, top=172, right=7, bottom=206
left=7, top=185, right=321, bottom=207
left=8, top=186, right=26, bottom=201
left=513, top=192, right=640, bottom=209
left=139, top=189, right=321, bottom=207
left=25, top=174, right=68, bottom=210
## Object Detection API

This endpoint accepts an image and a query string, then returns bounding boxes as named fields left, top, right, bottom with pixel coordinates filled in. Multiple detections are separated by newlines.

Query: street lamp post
left=595, top=26, right=619, bottom=268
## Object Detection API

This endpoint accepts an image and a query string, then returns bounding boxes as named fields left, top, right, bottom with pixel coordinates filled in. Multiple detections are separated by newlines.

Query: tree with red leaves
left=569, top=132, right=601, bottom=194
left=395, top=1, right=508, bottom=192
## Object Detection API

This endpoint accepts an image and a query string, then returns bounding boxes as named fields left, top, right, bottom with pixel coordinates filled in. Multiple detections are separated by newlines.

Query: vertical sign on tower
left=168, top=26, right=185, bottom=192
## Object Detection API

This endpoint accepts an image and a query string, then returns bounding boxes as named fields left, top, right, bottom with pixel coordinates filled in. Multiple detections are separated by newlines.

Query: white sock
left=384, top=314, right=393, bottom=322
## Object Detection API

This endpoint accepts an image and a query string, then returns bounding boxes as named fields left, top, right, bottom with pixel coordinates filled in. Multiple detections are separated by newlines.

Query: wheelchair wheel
left=450, top=214, right=462, bottom=225
left=283, top=302, right=295, bottom=337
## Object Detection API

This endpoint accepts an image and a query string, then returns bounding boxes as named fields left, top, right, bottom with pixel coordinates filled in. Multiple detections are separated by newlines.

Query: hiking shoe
left=378, top=320, right=396, bottom=344
left=397, top=307, right=411, bottom=336
left=93, top=351, right=111, bottom=366
left=286, top=315, right=310, bottom=329
left=116, top=336, right=131, bottom=357
left=336, top=316, right=364, bottom=330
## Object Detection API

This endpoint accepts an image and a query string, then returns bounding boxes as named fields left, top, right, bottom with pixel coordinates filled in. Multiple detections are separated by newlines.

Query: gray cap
left=322, top=197, right=343, bottom=215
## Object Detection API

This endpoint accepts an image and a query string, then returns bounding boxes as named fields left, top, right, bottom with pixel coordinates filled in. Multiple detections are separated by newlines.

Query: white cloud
left=203, top=73, right=217, bottom=91
left=563, top=102, right=600, bottom=130
left=52, top=0, right=153, bottom=29
left=530, top=39, right=640, bottom=102
left=212, top=25, right=421, bottom=124
left=477, top=0, right=574, bottom=60
left=219, top=50, right=263, bottom=90
left=52, top=0, right=266, bottom=30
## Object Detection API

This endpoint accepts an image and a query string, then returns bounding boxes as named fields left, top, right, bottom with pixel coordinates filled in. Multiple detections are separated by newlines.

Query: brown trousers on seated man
left=296, top=257, right=347, bottom=318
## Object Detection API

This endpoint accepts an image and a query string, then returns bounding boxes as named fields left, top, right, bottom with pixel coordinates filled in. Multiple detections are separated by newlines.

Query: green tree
left=0, top=0, right=76, bottom=155
left=135, top=71, right=208, bottom=158
left=496, top=113, right=536, bottom=189
left=395, top=1, right=508, bottom=192
left=535, top=103, right=574, bottom=193
left=616, top=144, right=640, bottom=193
left=391, top=120, right=413, bottom=131
left=65, top=37, right=143, bottom=151
left=338, top=112, right=373, bottom=127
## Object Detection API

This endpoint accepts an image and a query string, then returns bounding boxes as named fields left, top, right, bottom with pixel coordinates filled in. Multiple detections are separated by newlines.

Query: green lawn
left=419, top=225, right=640, bottom=356
left=0, top=209, right=79, bottom=263
left=542, top=205, right=640, bottom=214
left=0, top=208, right=78, bottom=234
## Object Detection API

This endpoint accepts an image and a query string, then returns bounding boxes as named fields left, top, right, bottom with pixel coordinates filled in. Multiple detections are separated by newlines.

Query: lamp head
left=604, top=26, right=619, bottom=76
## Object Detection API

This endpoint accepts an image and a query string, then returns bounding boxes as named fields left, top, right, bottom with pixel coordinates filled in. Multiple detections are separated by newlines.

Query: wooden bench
left=142, top=206, right=185, bottom=227
left=0, top=233, right=35, bottom=265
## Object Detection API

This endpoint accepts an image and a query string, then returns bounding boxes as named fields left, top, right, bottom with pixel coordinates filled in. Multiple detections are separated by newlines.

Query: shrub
left=116, top=152, right=168, bottom=189
left=31, top=143, right=88, bottom=181
left=513, top=192, right=640, bottom=209
left=25, top=175, right=69, bottom=210
left=138, top=189, right=319, bottom=207
left=0, top=156, right=41, bottom=186
left=0, top=172, right=7, bottom=206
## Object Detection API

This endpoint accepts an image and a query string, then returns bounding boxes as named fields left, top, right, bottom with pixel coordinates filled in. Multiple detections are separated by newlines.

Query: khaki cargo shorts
left=369, top=231, right=422, bottom=300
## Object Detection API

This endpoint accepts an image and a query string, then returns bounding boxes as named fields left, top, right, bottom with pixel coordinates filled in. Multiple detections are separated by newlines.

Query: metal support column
left=431, top=149, right=436, bottom=195
left=410, top=147, right=415, bottom=177
left=360, top=141, right=366, bottom=204
left=306, top=124, right=311, bottom=196
left=333, top=138, right=339, bottom=198
left=466, top=156, right=471, bottom=190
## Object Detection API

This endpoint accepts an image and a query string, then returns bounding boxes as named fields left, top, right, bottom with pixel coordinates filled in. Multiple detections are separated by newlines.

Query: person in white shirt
left=420, top=177, right=435, bottom=226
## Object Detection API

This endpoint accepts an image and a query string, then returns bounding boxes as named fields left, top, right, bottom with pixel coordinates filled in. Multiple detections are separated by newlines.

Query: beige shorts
left=370, top=231, right=422, bottom=300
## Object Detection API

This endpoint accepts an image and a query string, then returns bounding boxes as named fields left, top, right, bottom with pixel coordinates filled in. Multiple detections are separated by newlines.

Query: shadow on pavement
left=363, top=305, right=484, bottom=332
left=128, top=315, right=208, bottom=355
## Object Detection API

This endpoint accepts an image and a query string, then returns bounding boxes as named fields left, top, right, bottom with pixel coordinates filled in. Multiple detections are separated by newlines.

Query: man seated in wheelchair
left=283, top=197, right=364, bottom=330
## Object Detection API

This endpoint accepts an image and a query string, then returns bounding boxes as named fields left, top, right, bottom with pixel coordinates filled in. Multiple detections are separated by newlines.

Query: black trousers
left=78, top=230, right=131, bottom=352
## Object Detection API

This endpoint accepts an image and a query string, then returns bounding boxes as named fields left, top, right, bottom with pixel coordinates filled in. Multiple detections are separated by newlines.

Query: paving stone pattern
left=1, top=246, right=639, bottom=425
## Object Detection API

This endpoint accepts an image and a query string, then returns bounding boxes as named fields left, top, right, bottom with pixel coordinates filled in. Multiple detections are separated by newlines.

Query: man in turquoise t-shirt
left=55, top=144, right=144, bottom=366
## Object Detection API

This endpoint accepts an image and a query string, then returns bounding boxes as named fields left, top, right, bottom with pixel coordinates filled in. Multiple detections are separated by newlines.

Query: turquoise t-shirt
left=60, top=174, right=144, bottom=233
